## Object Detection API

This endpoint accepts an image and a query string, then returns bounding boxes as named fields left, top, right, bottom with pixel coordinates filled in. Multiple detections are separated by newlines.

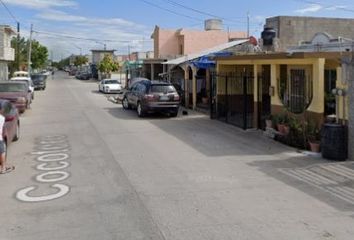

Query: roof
left=163, top=39, right=249, bottom=65
left=216, top=51, right=352, bottom=61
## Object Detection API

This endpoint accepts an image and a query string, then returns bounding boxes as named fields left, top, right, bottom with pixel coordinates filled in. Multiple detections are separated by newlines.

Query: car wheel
left=13, top=121, right=20, bottom=141
left=137, top=102, right=145, bottom=117
left=170, top=110, right=178, bottom=118
left=122, top=97, right=131, bottom=110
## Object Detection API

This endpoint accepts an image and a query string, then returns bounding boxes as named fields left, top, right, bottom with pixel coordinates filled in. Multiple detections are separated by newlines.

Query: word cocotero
left=16, top=135, right=71, bottom=202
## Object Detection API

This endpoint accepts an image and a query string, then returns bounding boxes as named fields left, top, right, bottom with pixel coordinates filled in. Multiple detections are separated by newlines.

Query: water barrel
left=261, top=27, right=276, bottom=46
left=321, top=124, right=348, bottom=161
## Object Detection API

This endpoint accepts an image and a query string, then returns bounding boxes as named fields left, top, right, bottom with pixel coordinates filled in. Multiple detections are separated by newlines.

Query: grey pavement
left=0, top=72, right=353, bottom=240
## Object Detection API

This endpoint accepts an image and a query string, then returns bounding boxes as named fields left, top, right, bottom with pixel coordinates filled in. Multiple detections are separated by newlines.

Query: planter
left=309, top=141, right=321, bottom=153
left=283, top=125, right=290, bottom=136
left=277, top=124, right=286, bottom=134
left=265, top=119, right=273, bottom=128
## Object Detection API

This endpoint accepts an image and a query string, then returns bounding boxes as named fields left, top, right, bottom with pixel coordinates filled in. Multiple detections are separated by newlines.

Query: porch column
left=308, top=58, right=325, bottom=115
left=150, top=63, right=154, bottom=80
left=183, top=66, right=189, bottom=108
left=270, top=64, right=281, bottom=114
left=253, top=64, right=258, bottom=128
left=192, top=66, right=198, bottom=110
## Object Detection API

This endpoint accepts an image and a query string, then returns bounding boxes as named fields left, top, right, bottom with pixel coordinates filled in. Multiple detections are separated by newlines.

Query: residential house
left=91, top=49, right=115, bottom=65
left=0, top=25, right=16, bottom=80
left=262, top=16, right=354, bottom=52
left=144, top=19, right=247, bottom=81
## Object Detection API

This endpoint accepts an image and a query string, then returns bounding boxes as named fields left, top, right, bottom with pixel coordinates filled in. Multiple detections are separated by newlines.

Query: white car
left=10, top=77, right=35, bottom=100
left=99, top=79, right=122, bottom=93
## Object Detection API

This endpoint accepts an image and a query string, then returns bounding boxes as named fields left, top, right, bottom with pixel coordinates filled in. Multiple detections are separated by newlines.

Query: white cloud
left=295, top=4, right=323, bottom=14
left=3, top=0, right=77, bottom=9
left=295, top=3, right=348, bottom=14
left=32, top=10, right=153, bottom=60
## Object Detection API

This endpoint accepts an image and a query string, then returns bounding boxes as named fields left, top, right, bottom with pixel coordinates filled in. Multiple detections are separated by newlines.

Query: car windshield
left=150, top=85, right=176, bottom=93
left=105, top=80, right=119, bottom=84
left=0, top=83, right=27, bottom=92
left=31, top=75, right=46, bottom=81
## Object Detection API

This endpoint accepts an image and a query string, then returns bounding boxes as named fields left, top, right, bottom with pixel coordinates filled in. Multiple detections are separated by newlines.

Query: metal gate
left=211, top=71, right=254, bottom=129
left=257, top=65, right=271, bottom=130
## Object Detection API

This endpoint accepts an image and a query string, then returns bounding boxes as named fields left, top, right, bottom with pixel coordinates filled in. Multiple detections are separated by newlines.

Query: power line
left=33, top=30, right=153, bottom=43
left=137, top=0, right=202, bottom=22
left=161, top=0, right=246, bottom=24
left=0, top=0, right=18, bottom=23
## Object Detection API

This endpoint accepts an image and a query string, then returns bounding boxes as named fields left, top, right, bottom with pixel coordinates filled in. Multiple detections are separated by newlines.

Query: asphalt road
left=1, top=71, right=354, bottom=240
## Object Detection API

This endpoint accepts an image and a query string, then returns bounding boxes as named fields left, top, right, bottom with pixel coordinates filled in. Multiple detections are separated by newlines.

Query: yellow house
left=215, top=52, right=349, bottom=129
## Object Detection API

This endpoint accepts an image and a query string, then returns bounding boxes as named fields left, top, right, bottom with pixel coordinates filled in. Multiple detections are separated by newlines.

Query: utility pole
left=349, top=47, right=354, bottom=160
left=16, top=21, right=20, bottom=70
left=27, top=24, right=33, bottom=73
left=247, top=11, right=250, bottom=38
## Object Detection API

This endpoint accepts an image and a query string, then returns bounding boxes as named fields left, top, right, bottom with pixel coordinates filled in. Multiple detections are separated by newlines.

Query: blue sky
left=1, top=0, right=354, bottom=60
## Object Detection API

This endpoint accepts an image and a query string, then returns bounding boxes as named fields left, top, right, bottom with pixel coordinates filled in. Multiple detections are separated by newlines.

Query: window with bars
left=278, top=66, right=313, bottom=114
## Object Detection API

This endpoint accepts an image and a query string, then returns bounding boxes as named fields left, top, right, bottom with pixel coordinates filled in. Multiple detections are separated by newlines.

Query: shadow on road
left=249, top=157, right=354, bottom=212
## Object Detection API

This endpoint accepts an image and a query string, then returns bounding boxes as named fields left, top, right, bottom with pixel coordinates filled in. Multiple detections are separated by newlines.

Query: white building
left=0, top=25, right=16, bottom=80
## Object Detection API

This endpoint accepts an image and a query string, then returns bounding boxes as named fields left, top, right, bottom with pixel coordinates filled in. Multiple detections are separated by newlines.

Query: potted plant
left=276, top=113, right=289, bottom=135
left=306, top=121, right=321, bottom=152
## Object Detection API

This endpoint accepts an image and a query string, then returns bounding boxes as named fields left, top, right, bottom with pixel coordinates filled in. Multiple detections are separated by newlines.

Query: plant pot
left=283, top=125, right=290, bottom=136
left=265, top=119, right=273, bottom=128
left=277, top=124, right=286, bottom=134
left=309, top=141, right=321, bottom=152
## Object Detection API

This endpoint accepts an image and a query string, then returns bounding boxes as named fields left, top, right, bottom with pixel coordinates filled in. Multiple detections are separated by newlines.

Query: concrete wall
left=266, top=16, right=354, bottom=51
left=349, top=63, right=354, bottom=160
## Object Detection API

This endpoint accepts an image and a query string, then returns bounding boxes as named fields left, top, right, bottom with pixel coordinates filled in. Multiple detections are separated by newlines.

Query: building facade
left=0, top=25, right=16, bottom=80
left=264, top=16, right=354, bottom=52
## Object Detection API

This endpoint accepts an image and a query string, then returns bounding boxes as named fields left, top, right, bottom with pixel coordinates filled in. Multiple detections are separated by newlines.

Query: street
left=1, top=71, right=354, bottom=240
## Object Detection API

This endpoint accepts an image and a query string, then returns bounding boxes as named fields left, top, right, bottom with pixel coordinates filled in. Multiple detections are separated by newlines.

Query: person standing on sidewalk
left=0, top=103, right=14, bottom=174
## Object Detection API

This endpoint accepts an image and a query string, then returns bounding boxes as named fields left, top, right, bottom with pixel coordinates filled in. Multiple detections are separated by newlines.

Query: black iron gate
left=210, top=71, right=254, bottom=129
left=257, top=65, right=271, bottom=130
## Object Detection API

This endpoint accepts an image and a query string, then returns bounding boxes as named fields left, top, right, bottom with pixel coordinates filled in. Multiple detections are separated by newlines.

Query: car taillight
left=17, top=97, right=26, bottom=103
left=144, top=94, right=157, bottom=101
left=173, top=94, right=180, bottom=101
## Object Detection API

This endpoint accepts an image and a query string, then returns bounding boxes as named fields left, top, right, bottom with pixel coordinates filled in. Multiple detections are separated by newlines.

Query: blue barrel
left=321, top=124, right=348, bottom=161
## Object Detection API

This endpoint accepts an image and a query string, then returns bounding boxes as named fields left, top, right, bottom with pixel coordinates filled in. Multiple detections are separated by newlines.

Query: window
left=150, top=85, right=176, bottom=93
left=278, top=66, right=313, bottom=114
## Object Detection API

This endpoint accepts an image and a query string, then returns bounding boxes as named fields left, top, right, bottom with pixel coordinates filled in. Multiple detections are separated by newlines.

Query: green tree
left=74, top=55, right=88, bottom=66
left=30, top=40, right=48, bottom=70
left=98, top=54, right=118, bottom=77
left=9, top=37, right=48, bottom=73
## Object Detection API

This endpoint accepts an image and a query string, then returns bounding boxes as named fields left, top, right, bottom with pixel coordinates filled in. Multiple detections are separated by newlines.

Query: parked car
left=13, top=71, right=29, bottom=78
left=0, top=81, right=32, bottom=113
left=69, top=68, right=77, bottom=76
left=122, top=80, right=180, bottom=117
left=10, top=77, right=35, bottom=100
left=0, top=99, right=20, bottom=156
left=99, top=79, right=122, bottom=93
left=31, top=74, right=47, bottom=90
left=127, top=77, right=149, bottom=89
left=76, top=71, right=91, bottom=80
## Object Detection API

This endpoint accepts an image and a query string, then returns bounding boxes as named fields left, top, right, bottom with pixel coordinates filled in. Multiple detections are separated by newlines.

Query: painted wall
left=217, top=58, right=338, bottom=120
left=153, top=26, right=247, bottom=59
